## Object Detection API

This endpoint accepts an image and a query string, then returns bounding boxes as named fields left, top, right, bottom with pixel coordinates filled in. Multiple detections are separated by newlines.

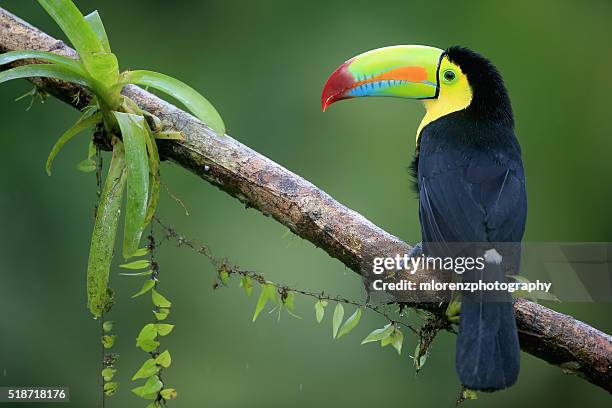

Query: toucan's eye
left=442, top=69, right=456, bottom=83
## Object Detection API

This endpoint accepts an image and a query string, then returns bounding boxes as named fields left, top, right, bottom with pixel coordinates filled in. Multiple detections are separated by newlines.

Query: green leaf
left=155, top=350, right=171, bottom=368
left=160, top=388, right=177, bottom=400
left=0, top=50, right=87, bottom=77
left=132, top=247, right=150, bottom=257
left=332, top=303, right=345, bottom=339
left=84, top=11, right=111, bottom=53
left=122, top=70, right=225, bottom=135
left=103, top=381, right=119, bottom=396
left=252, top=283, right=276, bottom=322
left=314, top=300, right=328, bottom=323
left=87, top=140, right=97, bottom=159
left=131, top=358, right=159, bottom=380
left=76, top=158, right=96, bottom=172
left=252, top=285, right=269, bottom=322
left=462, top=388, right=478, bottom=400
left=131, top=385, right=157, bottom=400
left=154, top=131, right=184, bottom=140
left=390, top=328, right=404, bottom=355
left=219, top=270, right=229, bottom=285
left=361, top=323, right=394, bottom=345
left=0, top=63, right=90, bottom=88
left=119, top=270, right=153, bottom=277
left=132, top=279, right=155, bottom=298
left=155, top=324, right=174, bottom=336
left=143, top=126, right=161, bottom=227
left=136, top=323, right=159, bottom=352
left=138, top=339, right=160, bottom=353
left=142, top=375, right=163, bottom=395
left=413, top=341, right=428, bottom=371
left=151, top=289, right=172, bottom=308
left=120, top=260, right=150, bottom=270
left=37, top=0, right=105, bottom=69
left=336, top=308, right=361, bottom=339
left=101, top=334, right=116, bottom=349
left=46, top=112, right=102, bottom=175
left=101, top=367, right=116, bottom=381
left=154, top=309, right=169, bottom=321
left=240, top=276, right=254, bottom=296
left=137, top=323, right=158, bottom=342
left=284, top=292, right=296, bottom=311
left=86, top=141, right=126, bottom=317
left=102, top=321, right=113, bottom=332
left=114, top=112, right=149, bottom=259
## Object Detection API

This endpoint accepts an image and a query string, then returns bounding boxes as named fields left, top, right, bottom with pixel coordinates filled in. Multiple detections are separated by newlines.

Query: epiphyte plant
left=0, top=0, right=225, bottom=318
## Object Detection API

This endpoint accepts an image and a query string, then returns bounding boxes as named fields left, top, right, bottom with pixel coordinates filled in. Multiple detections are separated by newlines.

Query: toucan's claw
left=408, top=242, right=423, bottom=258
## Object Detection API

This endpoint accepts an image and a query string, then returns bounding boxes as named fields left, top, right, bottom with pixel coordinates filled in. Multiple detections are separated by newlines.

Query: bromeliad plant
left=0, top=0, right=225, bottom=318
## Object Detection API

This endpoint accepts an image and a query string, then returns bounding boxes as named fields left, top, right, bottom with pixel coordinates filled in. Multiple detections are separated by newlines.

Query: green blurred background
left=1, top=0, right=611, bottom=406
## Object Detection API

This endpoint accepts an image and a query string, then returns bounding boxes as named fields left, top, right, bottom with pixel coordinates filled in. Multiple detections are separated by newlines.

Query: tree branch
left=1, top=7, right=610, bottom=393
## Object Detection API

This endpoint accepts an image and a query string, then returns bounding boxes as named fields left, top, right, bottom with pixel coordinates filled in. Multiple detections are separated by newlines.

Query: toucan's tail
left=455, top=263, right=520, bottom=391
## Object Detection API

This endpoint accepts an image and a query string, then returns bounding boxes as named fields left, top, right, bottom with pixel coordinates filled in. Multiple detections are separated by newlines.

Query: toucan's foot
left=396, top=242, right=424, bottom=271
left=408, top=242, right=423, bottom=258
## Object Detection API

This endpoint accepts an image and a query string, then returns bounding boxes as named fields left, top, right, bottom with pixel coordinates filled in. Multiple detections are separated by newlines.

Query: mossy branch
left=0, top=6, right=610, bottom=393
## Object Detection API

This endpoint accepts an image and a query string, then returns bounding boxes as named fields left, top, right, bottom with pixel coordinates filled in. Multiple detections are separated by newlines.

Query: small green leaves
left=103, top=381, right=119, bottom=396
left=336, top=308, right=362, bottom=339
left=136, top=323, right=160, bottom=352
left=152, top=289, right=172, bottom=308
left=240, top=276, right=254, bottom=296
left=361, top=323, right=404, bottom=354
left=142, top=375, right=163, bottom=395
left=120, top=259, right=150, bottom=270
left=102, top=321, right=114, bottom=332
left=252, top=283, right=277, bottom=322
left=114, top=112, right=149, bottom=259
left=101, top=334, right=116, bottom=349
left=332, top=303, right=344, bottom=339
left=160, top=388, right=177, bottom=400
left=219, top=270, right=229, bottom=285
left=361, top=323, right=394, bottom=344
left=101, top=367, right=116, bottom=381
left=121, top=70, right=225, bottom=135
left=132, top=374, right=162, bottom=399
left=462, top=388, right=478, bottom=400
left=154, top=308, right=170, bottom=321
left=314, top=300, right=328, bottom=323
left=390, top=328, right=404, bottom=355
left=155, top=324, right=174, bottom=336
left=283, top=292, right=302, bottom=319
left=132, top=279, right=155, bottom=298
left=413, top=341, right=428, bottom=371
left=46, top=112, right=101, bottom=175
left=132, top=359, right=160, bottom=380
left=155, top=350, right=171, bottom=368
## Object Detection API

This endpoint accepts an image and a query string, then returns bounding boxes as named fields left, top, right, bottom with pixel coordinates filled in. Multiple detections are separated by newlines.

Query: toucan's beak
left=321, top=45, right=444, bottom=111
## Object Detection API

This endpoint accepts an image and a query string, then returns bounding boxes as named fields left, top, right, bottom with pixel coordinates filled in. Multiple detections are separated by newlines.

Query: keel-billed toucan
left=321, top=45, right=526, bottom=391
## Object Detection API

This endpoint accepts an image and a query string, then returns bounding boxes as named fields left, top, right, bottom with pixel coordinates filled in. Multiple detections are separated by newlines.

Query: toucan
left=321, top=45, right=526, bottom=391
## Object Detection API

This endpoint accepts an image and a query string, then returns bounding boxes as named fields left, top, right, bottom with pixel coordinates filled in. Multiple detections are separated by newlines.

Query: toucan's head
left=321, top=45, right=513, bottom=141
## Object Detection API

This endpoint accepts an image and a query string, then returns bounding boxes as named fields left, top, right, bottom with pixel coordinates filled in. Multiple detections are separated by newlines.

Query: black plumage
left=411, top=47, right=527, bottom=390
